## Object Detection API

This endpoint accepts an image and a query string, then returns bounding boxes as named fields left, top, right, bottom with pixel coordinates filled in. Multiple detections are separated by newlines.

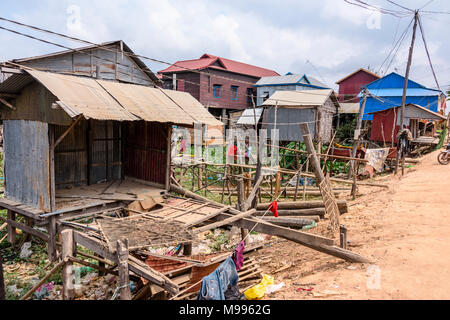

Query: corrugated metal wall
left=124, top=121, right=167, bottom=186
left=54, top=120, right=88, bottom=187
left=90, top=120, right=122, bottom=184
left=3, top=120, right=51, bottom=211
left=263, top=107, right=316, bottom=142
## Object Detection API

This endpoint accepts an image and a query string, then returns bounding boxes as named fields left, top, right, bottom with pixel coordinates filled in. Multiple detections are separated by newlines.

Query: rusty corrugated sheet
left=98, top=80, right=223, bottom=126
left=124, top=121, right=167, bottom=185
left=28, top=70, right=139, bottom=121
left=3, top=120, right=51, bottom=211
left=21, top=70, right=222, bottom=127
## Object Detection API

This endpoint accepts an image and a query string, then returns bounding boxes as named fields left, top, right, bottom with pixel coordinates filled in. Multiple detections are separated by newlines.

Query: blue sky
left=1, top=0, right=449, bottom=91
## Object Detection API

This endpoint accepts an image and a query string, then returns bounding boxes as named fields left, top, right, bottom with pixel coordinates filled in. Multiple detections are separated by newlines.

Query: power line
left=417, top=14, right=441, bottom=93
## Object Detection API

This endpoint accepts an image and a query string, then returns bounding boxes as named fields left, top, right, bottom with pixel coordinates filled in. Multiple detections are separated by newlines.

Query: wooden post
left=303, top=160, right=309, bottom=201
left=117, top=239, right=132, bottom=300
left=300, top=123, right=325, bottom=183
left=275, top=171, right=281, bottom=198
left=0, top=255, right=5, bottom=300
left=340, top=225, right=347, bottom=249
left=237, top=178, right=249, bottom=245
left=349, top=89, right=368, bottom=178
left=183, top=243, right=192, bottom=256
left=165, top=125, right=172, bottom=191
left=204, top=163, right=208, bottom=197
left=48, top=216, right=57, bottom=262
left=6, top=210, right=16, bottom=245
left=62, top=229, right=74, bottom=300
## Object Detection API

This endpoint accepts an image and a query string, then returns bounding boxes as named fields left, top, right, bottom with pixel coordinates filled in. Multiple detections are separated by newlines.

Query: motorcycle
left=438, top=144, right=450, bottom=165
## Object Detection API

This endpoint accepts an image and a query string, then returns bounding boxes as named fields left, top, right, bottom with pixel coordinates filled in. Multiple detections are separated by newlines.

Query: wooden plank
left=54, top=115, right=83, bottom=148
left=128, top=256, right=179, bottom=295
left=193, top=209, right=257, bottom=234
left=184, top=206, right=230, bottom=228
left=213, top=213, right=368, bottom=263
left=72, top=230, right=179, bottom=295
left=5, top=218, right=49, bottom=242
left=0, top=97, right=16, bottom=110
left=117, top=239, right=132, bottom=300
left=0, top=201, right=43, bottom=220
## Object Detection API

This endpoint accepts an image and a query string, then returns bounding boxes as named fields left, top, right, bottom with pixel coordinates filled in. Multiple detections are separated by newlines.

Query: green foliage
left=335, top=114, right=357, bottom=143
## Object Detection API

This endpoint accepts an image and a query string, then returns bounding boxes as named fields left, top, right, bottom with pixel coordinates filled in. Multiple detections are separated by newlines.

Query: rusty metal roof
left=18, top=70, right=222, bottom=125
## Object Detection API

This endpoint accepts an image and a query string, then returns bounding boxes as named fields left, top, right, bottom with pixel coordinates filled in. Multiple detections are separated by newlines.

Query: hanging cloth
left=232, top=241, right=245, bottom=271
left=268, top=201, right=279, bottom=218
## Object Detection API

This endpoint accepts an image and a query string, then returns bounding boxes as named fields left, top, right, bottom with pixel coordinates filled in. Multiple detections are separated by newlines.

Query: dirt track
left=257, top=149, right=450, bottom=300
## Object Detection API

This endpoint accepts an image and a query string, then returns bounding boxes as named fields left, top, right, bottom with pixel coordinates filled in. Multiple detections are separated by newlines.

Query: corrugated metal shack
left=0, top=67, right=222, bottom=260
left=261, top=89, right=340, bottom=143
left=369, top=103, right=447, bottom=144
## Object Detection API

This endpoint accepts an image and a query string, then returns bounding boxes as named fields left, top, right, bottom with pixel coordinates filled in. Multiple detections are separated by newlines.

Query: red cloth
left=268, top=201, right=278, bottom=218
left=227, top=145, right=238, bottom=156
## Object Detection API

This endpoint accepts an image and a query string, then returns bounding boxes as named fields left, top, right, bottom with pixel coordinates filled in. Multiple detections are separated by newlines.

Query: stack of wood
left=253, top=200, right=348, bottom=229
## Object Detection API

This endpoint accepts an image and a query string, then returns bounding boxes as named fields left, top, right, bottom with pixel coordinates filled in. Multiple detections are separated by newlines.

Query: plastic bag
left=244, top=274, right=274, bottom=300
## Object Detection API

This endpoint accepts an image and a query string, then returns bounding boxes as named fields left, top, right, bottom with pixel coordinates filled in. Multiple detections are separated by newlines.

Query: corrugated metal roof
left=364, top=88, right=441, bottom=97
left=29, top=70, right=139, bottom=121
left=368, top=103, right=447, bottom=120
left=6, top=70, right=222, bottom=126
left=236, top=108, right=264, bottom=125
left=338, top=102, right=360, bottom=114
left=255, top=74, right=328, bottom=88
left=0, top=73, right=34, bottom=94
left=99, top=80, right=222, bottom=126
left=262, top=89, right=333, bottom=107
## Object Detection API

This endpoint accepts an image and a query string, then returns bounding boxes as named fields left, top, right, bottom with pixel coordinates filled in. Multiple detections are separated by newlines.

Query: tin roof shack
left=0, top=69, right=222, bottom=260
left=261, top=89, right=340, bottom=143
left=5, top=40, right=159, bottom=85
left=360, top=72, right=446, bottom=120
left=255, top=73, right=329, bottom=107
left=369, top=103, right=446, bottom=147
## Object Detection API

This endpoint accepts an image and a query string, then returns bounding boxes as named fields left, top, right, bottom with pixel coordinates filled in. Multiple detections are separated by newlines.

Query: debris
left=244, top=274, right=274, bottom=300
left=19, top=242, right=33, bottom=259
left=296, top=287, right=314, bottom=292
left=266, top=282, right=285, bottom=294
left=347, top=265, right=357, bottom=270
left=34, top=281, right=54, bottom=300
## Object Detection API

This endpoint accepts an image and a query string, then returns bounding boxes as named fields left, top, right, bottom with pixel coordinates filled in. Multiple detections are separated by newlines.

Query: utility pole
left=400, top=10, right=419, bottom=127
left=397, top=11, right=419, bottom=175
left=348, top=88, right=368, bottom=178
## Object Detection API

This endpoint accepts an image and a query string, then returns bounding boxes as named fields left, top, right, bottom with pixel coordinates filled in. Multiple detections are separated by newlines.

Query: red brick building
left=158, top=54, right=279, bottom=121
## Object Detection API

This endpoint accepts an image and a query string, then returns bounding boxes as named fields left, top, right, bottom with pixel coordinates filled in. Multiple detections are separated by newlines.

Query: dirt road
left=257, top=149, right=450, bottom=299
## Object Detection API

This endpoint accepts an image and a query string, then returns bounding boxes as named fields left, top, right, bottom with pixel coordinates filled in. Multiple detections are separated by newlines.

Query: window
left=263, top=91, right=270, bottom=102
left=246, top=88, right=254, bottom=103
left=231, top=86, right=239, bottom=100
left=213, top=84, right=221, bottom=98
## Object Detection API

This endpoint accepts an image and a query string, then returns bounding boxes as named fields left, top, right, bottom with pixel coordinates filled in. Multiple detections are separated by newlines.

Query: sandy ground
left=255, top=149, right=450, bottom=300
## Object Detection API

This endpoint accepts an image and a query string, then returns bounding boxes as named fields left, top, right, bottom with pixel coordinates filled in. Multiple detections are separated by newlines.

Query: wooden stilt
left=237, top=178, right=249, bottom=245
left=62, top=229, right=75, bottom=300
left=117, top=239, right=132, bottom=300
left=48, top=216, right=57, bottom=262
left=7, top=210, right=16, bottom=245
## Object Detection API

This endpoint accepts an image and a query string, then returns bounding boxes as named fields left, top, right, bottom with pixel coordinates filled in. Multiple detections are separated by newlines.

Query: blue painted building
left=359, top=72, right=446, bottom=120
left=254, top=73, right=330, bottom=106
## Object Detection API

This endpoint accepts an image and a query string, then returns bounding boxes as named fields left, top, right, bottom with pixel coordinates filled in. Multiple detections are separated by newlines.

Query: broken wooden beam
left=193, top=208, right=257, bottom=234
left=255, top=208, right=326, bottom=217
left=256, top=200, right=348, bottom=214
left=213, top=212, right=369, bottom=263
left=259, top=216, right=315, bottom=228
left=20, top=258, right=68, bottom=300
